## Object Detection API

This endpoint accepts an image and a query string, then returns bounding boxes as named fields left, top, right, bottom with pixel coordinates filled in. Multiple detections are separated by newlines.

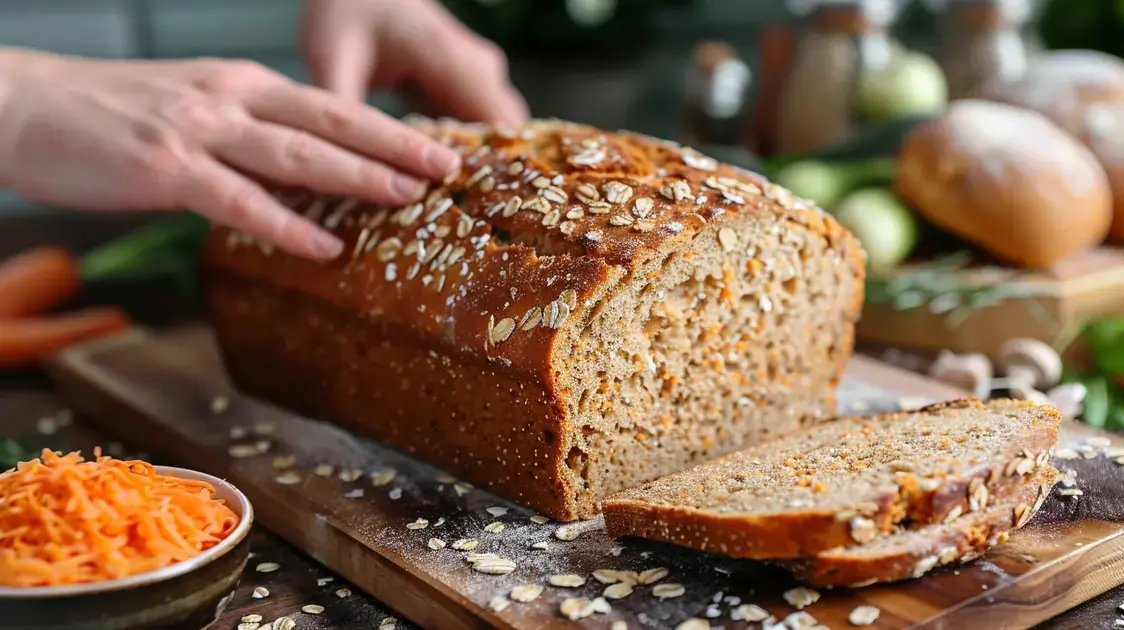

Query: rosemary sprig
left=864, top=251, right=1055, bottom=327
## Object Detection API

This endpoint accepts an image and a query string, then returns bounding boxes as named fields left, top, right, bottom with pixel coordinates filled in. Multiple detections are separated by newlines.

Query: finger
left=305, top=30, right=375, bottom=103
left=212, top=120, right=426, bottom=206
left=409, top=37, right=530, bottom=125
left=177, top=156, right=343, bottom=261
left=244, top=83, right=460, bottom=180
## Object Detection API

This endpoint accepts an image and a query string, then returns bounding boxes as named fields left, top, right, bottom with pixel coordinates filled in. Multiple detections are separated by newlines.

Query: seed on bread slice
left=603, top=399, right=1061, bottom=559
left=778, top=465, right=1060, bottom=588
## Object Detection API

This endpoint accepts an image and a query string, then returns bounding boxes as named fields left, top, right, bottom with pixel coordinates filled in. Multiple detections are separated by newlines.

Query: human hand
left=301, top=0, right=529, bottom=125
left=0, top=47, right=463, bottom=261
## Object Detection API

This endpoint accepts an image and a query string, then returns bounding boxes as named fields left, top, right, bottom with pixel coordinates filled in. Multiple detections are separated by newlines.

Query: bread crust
left=602, top=399, right=1062, bottom=557
left=203, top=118, right=866, bottom=521
left=779, top=466, right=1060, bottom=588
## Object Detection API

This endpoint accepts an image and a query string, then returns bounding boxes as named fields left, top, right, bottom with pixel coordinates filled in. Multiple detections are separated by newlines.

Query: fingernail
left=425, top=146, right=461, bottom=176
left=310, top=230, right=344, bottom=260
left=392, top=173, right=427, bottom=200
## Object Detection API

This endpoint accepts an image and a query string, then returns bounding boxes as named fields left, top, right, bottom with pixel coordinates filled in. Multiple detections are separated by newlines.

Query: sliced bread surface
left=603, top=399, right=1062, bottom=558
left=778, top=466, right=1060, bottom=587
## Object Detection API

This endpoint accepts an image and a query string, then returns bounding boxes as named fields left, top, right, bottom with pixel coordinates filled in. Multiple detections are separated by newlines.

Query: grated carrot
left=0, top=448, right=239, bottom=587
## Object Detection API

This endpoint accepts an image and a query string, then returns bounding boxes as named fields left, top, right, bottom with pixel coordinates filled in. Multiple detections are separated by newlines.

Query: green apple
left=832, top=188, right=920, bottom=274
left=858, top=51, right=949, bottom=122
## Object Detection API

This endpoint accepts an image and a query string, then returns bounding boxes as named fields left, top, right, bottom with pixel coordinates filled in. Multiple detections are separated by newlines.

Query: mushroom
left=1046, top=382, right=1087, bottom=420
left=995, top=338, right=1063, bottom=390
left=927, top=350, right=993, bottom=398
left=1007, top=384, right=1051, bottom=406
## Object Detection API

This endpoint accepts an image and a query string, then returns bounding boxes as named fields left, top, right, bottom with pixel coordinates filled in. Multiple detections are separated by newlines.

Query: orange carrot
left=0, top=246, right=81, bottom=318
left=0, top=308, right=130, bottom=368
left=0, top=448, right=239, bottom=587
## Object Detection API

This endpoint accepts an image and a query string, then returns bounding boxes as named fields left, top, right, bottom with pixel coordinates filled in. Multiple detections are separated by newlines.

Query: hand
left=301, top=0, right=529, bottom=125
left=0, top=47, right=463, bottom=261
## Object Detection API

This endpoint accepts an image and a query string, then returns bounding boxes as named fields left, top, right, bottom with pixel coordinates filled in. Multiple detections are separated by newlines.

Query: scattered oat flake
left=549, top=574, right=586, bottom=588
left=336, top=588, right=351, bottom=598
left=301, top=604, right=325, bottom=615
left=379, top=618, right=397, bottom=629
left=486, top=506, right=509, bottom=517
left=510, top=584, right=543, bottom=602
left=252, top=586, right=270, bottom=598
left=428, top=538, right=446, bottom=550
left=228, top=443, right=259, bottom=458
left=675, top=619, right=709, bottom=630
left=785, top=611, right=819, bottom=629
left=638, top=567, right=669, bottom=584
left=531, top=541, right=548, bottom=550
left=317, top=577, right=334, bottom=586
left=849, top=605, right=880, bottom=626
left=731, top=604, right=770, bottom=622
left=255, top=562, right=280, bottom=573
left=344, top=488, right=364, bottom=499
left=611, top=623, right=628, bottom=630
left=1055, top=448, right=1079, bottom=460
left=530, top=514, right=550, bottom=524
left=603, top=582, right=634, bottom=599
left=783, top=586, right=820, bottom=609
left=454, top=482, right=473, bottom=496
left=338, top=468, right=362, bottom=482
left=389, top=488, right=403, bottom=500
left=484, top=522, right=505, bottom=533
left=230, top=426, right=247, bottom=440
left=559, top=597, right=596, bottom=621
left=211, top=395, right=229, bottom=414
left=652, top=583, right=686, bottom=599
left=274, top=471, right=302, bottom=485
left=554, top=525, right=581, bottom=541
left=242, top=614, right=264, bottom=623
left=407, top=518, right=430, bottom=530
left=452, top=538, right=479, bottom=551
left=370, top=468, right=397, bottom=486
left=273, top=618, right=296, bottom=630
left=272, top=455, right=296, bottom=470
left=436, top=474, right=458, bottom=483
left=1086, top=436, right=1112, bottom=448
left=489, top=596, right=511, bottom=612
left=314, top=463, right=335, bottom=477
left=473, top=558, right=517, bottom=575
left=237, top=623, right=258, bottom=630
left=608, top=545, right=624, bottom=556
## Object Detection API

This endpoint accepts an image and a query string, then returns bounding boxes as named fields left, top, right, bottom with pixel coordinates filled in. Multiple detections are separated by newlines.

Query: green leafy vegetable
left=0, top=438, right=34, bottom=470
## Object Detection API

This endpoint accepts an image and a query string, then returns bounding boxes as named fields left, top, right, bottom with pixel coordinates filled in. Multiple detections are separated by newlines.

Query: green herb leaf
left=1085, top=319, right=1124, bottom=375
left=1082, top=375, right=1111, bottom=428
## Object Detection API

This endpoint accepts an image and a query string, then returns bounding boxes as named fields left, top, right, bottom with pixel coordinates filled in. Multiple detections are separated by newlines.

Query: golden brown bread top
left=203, top=118, right=860, bottom=376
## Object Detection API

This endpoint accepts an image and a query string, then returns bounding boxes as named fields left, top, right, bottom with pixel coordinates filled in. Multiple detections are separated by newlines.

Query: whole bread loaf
left=603, top=399, right=1061, bottom=557
left=203, top=118, right=865, bottom=521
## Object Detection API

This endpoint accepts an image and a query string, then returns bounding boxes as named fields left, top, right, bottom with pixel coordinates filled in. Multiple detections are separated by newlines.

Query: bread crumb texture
left=603, top=398, right=1061, bottom=558
left=203, top=117, right=866, bottom=521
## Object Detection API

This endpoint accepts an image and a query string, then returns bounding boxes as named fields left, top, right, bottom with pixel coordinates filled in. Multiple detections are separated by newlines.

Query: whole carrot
left=0, top=308, right=130, bottom=368
left=0, top=246, right=81, bottom=318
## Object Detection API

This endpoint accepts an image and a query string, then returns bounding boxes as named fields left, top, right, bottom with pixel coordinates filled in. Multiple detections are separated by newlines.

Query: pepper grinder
left=773, top=0, right=907, bottom=157
left=927, top=0, right=1041, bottom=100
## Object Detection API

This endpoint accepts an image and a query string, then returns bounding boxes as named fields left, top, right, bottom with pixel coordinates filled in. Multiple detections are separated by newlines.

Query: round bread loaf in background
left=895, top=99, right=1112, bottom=268
left=1082, top=103, right=1124, bottom=240
left=978, top=50, right=1124, bottom=240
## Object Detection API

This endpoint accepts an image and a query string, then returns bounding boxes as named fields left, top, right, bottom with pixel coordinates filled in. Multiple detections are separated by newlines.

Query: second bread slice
left=603, top=399, right=1061, bottom=559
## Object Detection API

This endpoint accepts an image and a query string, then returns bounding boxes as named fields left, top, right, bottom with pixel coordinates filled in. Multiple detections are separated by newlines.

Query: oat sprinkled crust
left=603, top=399, right=1062, bottom=557
left=203, top=117, right=865, bottom=521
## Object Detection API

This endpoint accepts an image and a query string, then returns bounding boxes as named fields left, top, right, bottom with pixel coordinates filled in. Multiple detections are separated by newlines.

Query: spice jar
left=773, top=0, right=906, bottom=157
left=682, top=42, right=753, bottom=147
left=930, top=0, right=1040, bottom=100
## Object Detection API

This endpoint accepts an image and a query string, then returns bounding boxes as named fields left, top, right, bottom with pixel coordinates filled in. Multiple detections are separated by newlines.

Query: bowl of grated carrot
left=0, top=448, right=254, bottom=630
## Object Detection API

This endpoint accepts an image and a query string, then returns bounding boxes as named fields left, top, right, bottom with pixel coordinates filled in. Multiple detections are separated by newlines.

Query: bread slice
left=203, top=118, right=866, bottom=521
left=778, top=466, right=1060, bottom=588
left=603, top=399, right=1062, bottom=558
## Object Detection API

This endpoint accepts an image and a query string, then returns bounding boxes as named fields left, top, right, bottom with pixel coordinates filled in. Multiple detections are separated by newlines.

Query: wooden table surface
left=1, top=211, right=1121, bottom=630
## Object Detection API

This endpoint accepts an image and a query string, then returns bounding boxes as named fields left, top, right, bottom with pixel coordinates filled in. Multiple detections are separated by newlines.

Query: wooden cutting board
left=48, top=326, right=1124, bottom=630
left=858, top=247, right=1124, bottom=358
